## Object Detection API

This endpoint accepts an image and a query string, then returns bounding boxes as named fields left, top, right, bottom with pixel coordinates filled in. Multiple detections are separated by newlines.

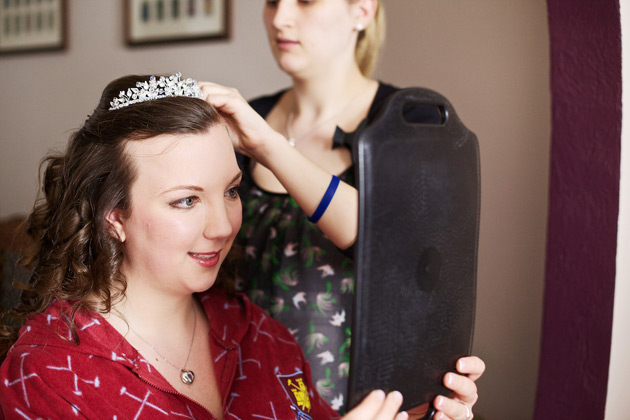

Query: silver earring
left=355, top=23, right=364, bottom=31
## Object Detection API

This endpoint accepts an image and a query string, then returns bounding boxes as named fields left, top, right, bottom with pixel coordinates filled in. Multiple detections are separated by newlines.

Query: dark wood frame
left=0, top=0, right=67, bottom=55
left=125, top=0, right=229, bottom=46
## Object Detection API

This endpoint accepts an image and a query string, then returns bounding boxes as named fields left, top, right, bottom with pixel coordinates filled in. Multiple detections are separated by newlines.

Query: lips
left=276, top=37, right=299, bottom=50
left=188, top=251, right=221, bottom=268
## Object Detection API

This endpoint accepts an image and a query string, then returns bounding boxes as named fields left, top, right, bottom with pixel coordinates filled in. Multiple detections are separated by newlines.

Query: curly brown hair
left=0, top=75, right=227, bottom=358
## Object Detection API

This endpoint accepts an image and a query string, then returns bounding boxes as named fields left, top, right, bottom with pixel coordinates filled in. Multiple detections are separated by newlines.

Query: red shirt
left=0, top=289, right=340, bottom=419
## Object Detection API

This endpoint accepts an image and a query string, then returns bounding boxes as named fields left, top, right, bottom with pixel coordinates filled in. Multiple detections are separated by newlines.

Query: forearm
left=254, top=132, right=358, bottom=250
left=198, top=82, right=359, bottom=248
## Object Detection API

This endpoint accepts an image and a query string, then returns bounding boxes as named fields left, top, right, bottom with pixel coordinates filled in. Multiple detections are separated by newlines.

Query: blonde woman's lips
left=276, top=37, right=299, bottom=50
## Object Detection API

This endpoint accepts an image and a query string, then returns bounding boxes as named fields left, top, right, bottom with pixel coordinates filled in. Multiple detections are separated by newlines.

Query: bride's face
left=108, top=125, right=242, bottom=297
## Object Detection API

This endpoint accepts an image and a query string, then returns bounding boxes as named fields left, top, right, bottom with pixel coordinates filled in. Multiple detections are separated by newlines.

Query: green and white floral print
left=234, top=168, right=355, bottom=413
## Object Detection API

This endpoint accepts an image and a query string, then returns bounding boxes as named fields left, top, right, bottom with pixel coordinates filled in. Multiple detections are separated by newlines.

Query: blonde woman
left=200, top=1, right=484, bottom=418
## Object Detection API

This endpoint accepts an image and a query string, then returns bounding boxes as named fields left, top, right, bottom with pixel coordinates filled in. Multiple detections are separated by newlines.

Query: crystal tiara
left=108, top=72, right=205, bottom=111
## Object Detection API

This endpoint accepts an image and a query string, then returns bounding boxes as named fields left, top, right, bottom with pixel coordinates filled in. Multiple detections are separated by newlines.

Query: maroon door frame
left=535, top=1, right=621, bottom=418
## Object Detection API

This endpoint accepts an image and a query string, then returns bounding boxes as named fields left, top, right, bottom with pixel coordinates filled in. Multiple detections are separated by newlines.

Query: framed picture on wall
left=125, top=0, right=229, bottom=46
left=0, top=0, right=67, bottom=55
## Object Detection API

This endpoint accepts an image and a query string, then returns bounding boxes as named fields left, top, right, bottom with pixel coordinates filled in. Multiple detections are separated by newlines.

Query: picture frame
left=0, top=0, right=67, bottom=55
left=125, top=0, right=229, bottom=46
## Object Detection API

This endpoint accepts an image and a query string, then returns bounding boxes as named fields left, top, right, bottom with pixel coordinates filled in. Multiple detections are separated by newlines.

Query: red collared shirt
left=0, top=289, right=340, bottom=420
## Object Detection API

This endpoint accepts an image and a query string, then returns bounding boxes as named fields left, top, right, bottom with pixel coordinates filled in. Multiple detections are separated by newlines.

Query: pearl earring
left=355, top=23, right=364, bottom=31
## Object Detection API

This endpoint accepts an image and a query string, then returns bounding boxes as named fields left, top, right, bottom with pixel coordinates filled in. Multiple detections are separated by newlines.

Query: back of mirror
left=347, top=87, right=480, bottom=414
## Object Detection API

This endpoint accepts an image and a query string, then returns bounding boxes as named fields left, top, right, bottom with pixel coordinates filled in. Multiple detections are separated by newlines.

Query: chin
left=189, top=282, right=217, bottom=296
left=187, top=273, right=219, bottom=294
left=275, top=57, right=304, bottom=77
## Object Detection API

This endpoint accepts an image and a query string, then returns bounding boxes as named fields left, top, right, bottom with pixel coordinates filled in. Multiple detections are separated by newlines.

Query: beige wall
left=0, top=1, right=551, bottom=418
left=0, top=1, right=289, bottom=218
left=381, top=3, right=550, bottom=419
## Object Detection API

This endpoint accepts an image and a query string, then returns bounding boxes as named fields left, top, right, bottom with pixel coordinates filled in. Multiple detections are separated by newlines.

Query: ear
left=353, top=0, right=378, bottom=29
left=106, top=208, right=126, bottom=243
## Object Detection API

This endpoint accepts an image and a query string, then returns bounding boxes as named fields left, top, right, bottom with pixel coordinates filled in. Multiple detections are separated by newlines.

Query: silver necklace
left=285, top=85, right=366, bottom=147
left=127, top=303, right=198, bottom=385
left=285, top=112, right=298, bottom=147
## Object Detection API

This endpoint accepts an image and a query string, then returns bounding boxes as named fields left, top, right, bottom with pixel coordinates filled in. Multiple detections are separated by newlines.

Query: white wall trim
left=606, top=1, right=630, bottom=417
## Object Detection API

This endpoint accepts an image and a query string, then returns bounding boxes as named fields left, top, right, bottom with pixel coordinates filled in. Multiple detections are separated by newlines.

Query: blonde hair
left=355, top=0, right=386, bottom=77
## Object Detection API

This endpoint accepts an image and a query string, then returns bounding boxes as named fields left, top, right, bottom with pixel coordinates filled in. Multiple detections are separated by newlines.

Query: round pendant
left=181, top=369, right=195, bottom=385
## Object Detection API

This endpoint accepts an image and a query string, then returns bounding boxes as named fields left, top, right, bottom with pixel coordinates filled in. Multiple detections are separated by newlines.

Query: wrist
left=252, top=131, right=293, bottom=168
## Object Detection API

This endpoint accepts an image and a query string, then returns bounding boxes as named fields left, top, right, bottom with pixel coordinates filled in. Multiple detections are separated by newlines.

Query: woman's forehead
left=123, top=125, right=228, bottom=158
left=124, top=127, right=238, bottom=186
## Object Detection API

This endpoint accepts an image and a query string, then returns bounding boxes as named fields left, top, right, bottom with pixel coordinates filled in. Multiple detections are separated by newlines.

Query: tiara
left=108, top=72, right=205, bottom=111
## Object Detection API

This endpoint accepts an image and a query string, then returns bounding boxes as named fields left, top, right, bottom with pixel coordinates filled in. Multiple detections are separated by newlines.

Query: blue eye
left=226, top=186, right=240, bottom=199
left=171, top=196, right=198, bottom=209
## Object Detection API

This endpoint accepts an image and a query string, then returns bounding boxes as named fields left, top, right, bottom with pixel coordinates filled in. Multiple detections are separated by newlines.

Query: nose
left=203, top=201, right=237, bottom=242
left=271, top=0, right=296, bottom=30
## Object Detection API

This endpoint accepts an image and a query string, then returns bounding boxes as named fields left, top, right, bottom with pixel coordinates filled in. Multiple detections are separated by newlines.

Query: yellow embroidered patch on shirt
left=277, top=369, right=313, bottom=416
left=288, top=378, right=311, bottom=412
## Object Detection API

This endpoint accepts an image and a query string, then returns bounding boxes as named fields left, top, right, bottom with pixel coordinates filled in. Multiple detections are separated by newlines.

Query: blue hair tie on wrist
left=308, top=175, right=340, bottom=223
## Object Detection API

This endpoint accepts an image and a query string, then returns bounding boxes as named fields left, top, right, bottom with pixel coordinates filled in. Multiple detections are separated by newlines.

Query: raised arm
left=200, top=83, right=358, bottom=250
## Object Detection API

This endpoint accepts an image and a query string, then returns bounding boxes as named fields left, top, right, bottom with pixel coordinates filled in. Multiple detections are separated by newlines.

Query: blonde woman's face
left=263, top=0, right=362, bottom=76
left=110, top=126, right=242, bottom=298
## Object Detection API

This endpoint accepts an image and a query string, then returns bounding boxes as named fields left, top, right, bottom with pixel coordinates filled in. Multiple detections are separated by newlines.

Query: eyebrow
left=160, top=171, right=243, bottom=195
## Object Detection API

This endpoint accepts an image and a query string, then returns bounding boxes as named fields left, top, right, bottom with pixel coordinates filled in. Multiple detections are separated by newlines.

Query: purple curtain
left=535, top=1, right=621, bottom=418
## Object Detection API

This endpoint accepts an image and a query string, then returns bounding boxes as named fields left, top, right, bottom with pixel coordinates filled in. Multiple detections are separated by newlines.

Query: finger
left=343, top=390, right=386, bottom=419
left=198, top=81, right=237, bottom=94
left=433, top=395, right=473, bottom=420
left=198, top=82, right=242, bottom=100
left=456, top=356, right=485, bottom=382
left=373, top=391, right=404, bottom=420
left=200, top=90, right=238, bottom=115
left=199, top=84, right=243, bottom=113
left=443, top=372, right=478, bottom=406
left=433, top=412, right=452, bottom=420
left=395, top=411, right=410, bottom=420
left=343, top=390, right=406, bottom=420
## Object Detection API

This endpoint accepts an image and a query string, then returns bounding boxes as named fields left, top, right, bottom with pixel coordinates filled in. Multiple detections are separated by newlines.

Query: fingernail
left=371, top=389, right=386, bottom=400
left=446, top=373, right=455, bottom=386
left=389, top=390, right=403, bottom=404
left=399, top=411, right=409, bottom=420
left=435, top=396, right=445, bottom=408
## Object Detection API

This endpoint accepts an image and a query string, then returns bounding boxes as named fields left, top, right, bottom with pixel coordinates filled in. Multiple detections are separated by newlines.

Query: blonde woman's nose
left=272, top=0, right=296, bottom=29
